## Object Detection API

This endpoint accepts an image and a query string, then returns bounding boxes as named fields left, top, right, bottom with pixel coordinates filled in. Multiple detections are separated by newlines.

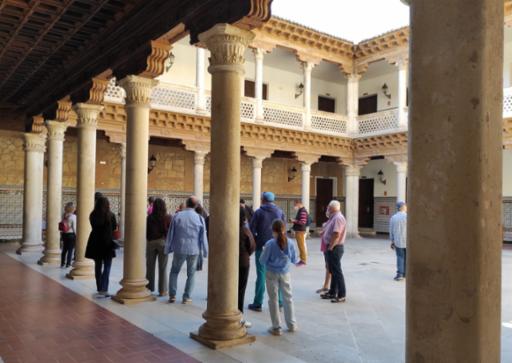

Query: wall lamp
left=377, top=170, right=387, bottom=185
left=288, top=166, right=298, bottom=182
left=295, top=83, right=304, bottom=98
left=164, top=52, right=175, bottom=72
left=382, top=83, right=392, bottom=99
left=148, top=154, right=157, bottom=174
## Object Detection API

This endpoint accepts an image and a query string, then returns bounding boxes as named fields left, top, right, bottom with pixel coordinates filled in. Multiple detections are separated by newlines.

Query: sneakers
left=295, top=261, right=306, bottom=267
left=248, top=303, right=262, bottom=312
left=241, top=320, right=252, bottom=328
left=320, top=293, right=335, bottom=300
left=394, top=275, right=405, bottom=281
left=95, top=291, right=110, bottom=299
left=268, top=327, right=283, bottom=336
left=288, top=325, right=298, bottom=333
left=158, top=291, right=168, bottom=297
left=331, top=297, right=346, bottom=303
left=168, top=296, right=176, bottom=303
left=182, top=298, right=192, bottom=304
left=316, top=287, right=329, bottom=294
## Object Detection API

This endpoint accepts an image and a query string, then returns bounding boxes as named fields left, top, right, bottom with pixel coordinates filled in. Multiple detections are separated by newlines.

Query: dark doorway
left=358, top=178, right=374, bottom=228
left=315, top=178, right=333, bottom=227
left=358, top=94, right=378, bottom=115
left=244, top=80, right=268, bottom=99
left=318, top=96, right=335, bottom=113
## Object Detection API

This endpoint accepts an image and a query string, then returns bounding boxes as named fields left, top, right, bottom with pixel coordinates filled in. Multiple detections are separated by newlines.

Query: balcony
left=104, top=81, right=512, bottom=139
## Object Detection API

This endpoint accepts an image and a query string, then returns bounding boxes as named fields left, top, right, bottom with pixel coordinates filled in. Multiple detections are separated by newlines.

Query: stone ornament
left=24, top=132, right=46, bottom=153
left=119, top=75, right=158, bottom=106
left=45, top=120, right=68, bottom=142
left=73, top=103, right=103, bottom=129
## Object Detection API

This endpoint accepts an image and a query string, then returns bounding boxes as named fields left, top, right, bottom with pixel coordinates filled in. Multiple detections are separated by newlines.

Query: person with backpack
left=85, top=196, right=118, bottom=298
left=239, top=205, right=256, bottom=328
left=248, top=192, right=286, bottom=312
left=259, top=219, right=299, bottom=336
left=291, top=200, right=310, bottom=266
left=146, top=198, right=172, bottom=296
left=60, top=202, right=77, bottom=268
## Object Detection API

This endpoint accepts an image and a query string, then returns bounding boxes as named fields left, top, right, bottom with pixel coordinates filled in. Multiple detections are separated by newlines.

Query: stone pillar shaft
left=252, top=157, right=263, bottom=210
left=407, top=0, right=503, bottom=361
left=395, top=162, right=407, bottom=203
left=194, top=151, right=207, bottom=202
left=254, top=48, right=264, bottom=121
left=196, top=47, right=206, bottom=112
left=344, top=165, right=360, bottom=238
left=119, top=142, right=126, bottom=240
left=193, top=23, right=255, bottom=349
left=18, top=133, right=46, bottom=254
left=397, top=60, right=408, bottom=128
left=346, top=74, right=360, bottom=134
left=301, top=163, right=311, bottom=212
left=39, top=121, right=67, bottom=264
left=67, top=103, right=102, bottom=279
left=113, top=75, right=157, bottom=304
left=303, top=62, right=313, bottom=129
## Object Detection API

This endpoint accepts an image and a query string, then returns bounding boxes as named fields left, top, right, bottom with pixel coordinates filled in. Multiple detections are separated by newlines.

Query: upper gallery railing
left=104, top=80, right=512, bottom=138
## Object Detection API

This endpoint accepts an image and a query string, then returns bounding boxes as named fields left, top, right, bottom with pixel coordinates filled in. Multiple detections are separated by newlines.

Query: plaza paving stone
left=2, top=237, right=511, bottom=363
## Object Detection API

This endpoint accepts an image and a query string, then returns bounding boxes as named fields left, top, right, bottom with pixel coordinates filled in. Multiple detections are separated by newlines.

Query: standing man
left=320, top=200, right=347, bottom=303
left=291, top=200, right=309, bottom=266
left=248, top=192, right=285, bottom=312
left=389, top=201, right=407, bottom=281
left=164, top=197, right=208, bottom=304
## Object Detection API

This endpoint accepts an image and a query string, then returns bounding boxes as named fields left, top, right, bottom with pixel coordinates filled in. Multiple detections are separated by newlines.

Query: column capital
left=252, top=47, right=265, bottom=61
left=73, top=103, right=103, bottom=129
left=344, top=164, right=363, bottom=177
left=345, top=72, right=363, bottom=82
left=198, top=24, right=255, bottom=73
left=120, top=142, right=126, bottom=158
left=295, top=152, right=320, bottom=165
left=387, top=54, right=409, bottom=69
left=244, top=146, right=273, bottom=160
left=119, top=75, right=158, bottom=106
left=184, top=141, right=210, bottom=154
left=296, top=52, right=321, bottom=68
left=24, top=132, right=46, bottom=153
left=194, top=150, right=208, bottom=165
left=45, top=120, right=68, bottom=141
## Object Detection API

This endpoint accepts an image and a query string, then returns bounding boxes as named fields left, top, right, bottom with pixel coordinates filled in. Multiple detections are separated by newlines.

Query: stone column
left=112, top=75, right=157, bottom=304
left=407, top=0, right=503, bottom=361
left=346, top=73, right=362, bottom=134
left=302, top=61, right=313, bottom=129
left=17, top=133, right=46, bottom=254
left=196, top=47, right=207, bottom=113
left=344, top=164, right=361, bottom=238
left=245, top=147, right=273, bottom=211
left=394, top=161, right=407, bottom=203
left=119, top=142, right=126, bottom=240
left=254, top=48, right=264, bottom=121
left=38, top=121, right=67, bottom=265
left=193, top=150, right=207, bottom=202
left=397, top=59, right=408, bottom=129
left=296, top=153, right=320, bottom=212
left=192, top=23, right=255, bottom=349
left=67, top=103, right=102, bottom=279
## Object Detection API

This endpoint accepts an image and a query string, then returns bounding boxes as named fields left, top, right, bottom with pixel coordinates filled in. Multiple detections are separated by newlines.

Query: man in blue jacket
left=248, top=191, right=286, bottom=312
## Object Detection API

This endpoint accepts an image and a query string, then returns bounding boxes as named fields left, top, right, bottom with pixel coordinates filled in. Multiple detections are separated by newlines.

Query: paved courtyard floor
left=3, top=237, right=512, bottom=363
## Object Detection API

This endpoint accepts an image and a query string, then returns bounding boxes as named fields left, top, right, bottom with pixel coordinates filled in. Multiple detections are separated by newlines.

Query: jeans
left=94, top=257, right=112, bottom=293
left=395, top=247, right=406, bottom=277
left=146, top=238, right=168, bottom=294
left=265, top=271, right=297, bottom=330
left=238, top=264, right=250, bottom=313
left=253, top=249, right=282, bottom=306
left=169, top=253, right=198, bottom=299
left=295, top=231, right=307, bottom=263
left=327, top=245, right=346, bottom=298
left=61, top=233, right=76, bottom=267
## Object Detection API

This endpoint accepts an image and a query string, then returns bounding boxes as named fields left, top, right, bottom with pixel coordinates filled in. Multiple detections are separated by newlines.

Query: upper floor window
left=318, top=96, right=335, bottom=113
left=358, top=95, right=378, bottom=115
left=244, top=80, right=268, bottom=100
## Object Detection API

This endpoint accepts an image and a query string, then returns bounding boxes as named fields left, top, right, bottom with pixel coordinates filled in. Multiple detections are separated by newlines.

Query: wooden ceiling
left=0, top=0, right=272, bottom=127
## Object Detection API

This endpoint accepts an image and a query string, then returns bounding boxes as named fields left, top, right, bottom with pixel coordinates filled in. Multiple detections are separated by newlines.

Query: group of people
left=59, top=188, right=407, bottom=336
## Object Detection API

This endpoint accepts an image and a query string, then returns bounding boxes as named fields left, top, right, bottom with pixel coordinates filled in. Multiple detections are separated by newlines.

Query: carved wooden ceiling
left=0, top=0, right=272, bottom=126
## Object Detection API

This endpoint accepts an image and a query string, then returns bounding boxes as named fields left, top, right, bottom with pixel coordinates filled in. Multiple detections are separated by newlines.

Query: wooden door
left=315, top=178, right=334, bottom=226
left=318, top=96, right=335, bottom=113
left=358, top=178, right=374, bottom=228
left=358, top=95, right=378, bottom=115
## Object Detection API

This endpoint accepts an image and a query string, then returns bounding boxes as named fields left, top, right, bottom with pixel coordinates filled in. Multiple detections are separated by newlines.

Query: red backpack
left=58, top=216, right=70, bottom=233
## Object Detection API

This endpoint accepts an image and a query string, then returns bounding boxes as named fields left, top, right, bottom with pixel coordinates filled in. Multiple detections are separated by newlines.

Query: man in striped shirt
left=390, top=201, right=407, bottom=281
left=291, top=200, right=309, bottom=266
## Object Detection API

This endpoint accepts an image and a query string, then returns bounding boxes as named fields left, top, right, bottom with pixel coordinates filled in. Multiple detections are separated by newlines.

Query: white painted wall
left=504, top=150, right=512, bottom=196
left=359, top=72, right=398, bottom=112
left=361, top=159, right=398, bottom=197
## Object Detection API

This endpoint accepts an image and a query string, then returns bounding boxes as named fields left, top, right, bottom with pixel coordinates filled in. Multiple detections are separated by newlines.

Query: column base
left=37, top=250, right=61, bottom=265
left=112, top=279, right=154, bottom=305
left=66, top=259, right=94, bottom=280
left=16, top=243, right=43, bottom=255
left=190, top=332, right=255, bottom=350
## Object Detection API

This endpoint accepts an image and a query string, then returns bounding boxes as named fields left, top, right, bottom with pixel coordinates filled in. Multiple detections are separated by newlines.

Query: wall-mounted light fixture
left=288, top=166, right=298, bottom=182
left=295, top=83, right=304, bottom=98
left=381, top=83, right=392, bottom=99
left=377, top=170, right=387, bottom=185
left=164, top=52, right=175, bottom=72
left=148, top=154, right=157, bottom=174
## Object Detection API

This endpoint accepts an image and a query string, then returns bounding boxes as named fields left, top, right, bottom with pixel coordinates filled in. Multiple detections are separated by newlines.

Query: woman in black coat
left=85, top=196, right=117, bottom=298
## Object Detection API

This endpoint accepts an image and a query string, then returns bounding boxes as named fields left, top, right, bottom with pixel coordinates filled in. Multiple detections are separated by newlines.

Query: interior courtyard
left=0, top=0, right=511, bottom=362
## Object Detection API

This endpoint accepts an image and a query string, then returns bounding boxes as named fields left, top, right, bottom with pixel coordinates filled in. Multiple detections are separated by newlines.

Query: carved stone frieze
left=354, top=132, right=408, bottom=159
left=140, top=40, right=173, bottom=79
left=56, top=99, right=73, bottom=122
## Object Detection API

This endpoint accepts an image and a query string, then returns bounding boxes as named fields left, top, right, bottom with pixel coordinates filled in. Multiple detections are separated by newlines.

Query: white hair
left=328, top=200, right=341, bottom=211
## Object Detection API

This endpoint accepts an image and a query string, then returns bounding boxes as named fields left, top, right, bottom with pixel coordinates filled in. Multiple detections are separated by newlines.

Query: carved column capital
left=120, top=142, right=126, bottom=159
left=194, top=150, right=208, bottom=165
left=24, top=132, right=46, bottom=153
left=295, top=152, right=320, bottom=166
left=45, top=120, right=68, bottom=141
left=119, top=75, right=158, bottom=106
left=198, top=24, right=255, bottom=73
left=73, top=103, right=103, bottom=129
left=244, top=146, right=273, bottom=160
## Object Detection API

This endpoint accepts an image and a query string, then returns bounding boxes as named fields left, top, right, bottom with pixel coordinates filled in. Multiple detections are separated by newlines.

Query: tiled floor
left=2, top=239, right=512, bottom=363
left=0, top=252, right=198, bottom=363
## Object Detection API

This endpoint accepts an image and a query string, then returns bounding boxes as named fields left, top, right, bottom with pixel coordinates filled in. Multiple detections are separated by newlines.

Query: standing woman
left=239, top=206, right=256, bottom=327
left=146, top=198, right=172, bottom=296
left=85, top=196, right=117, bottom=298
left=60, top=202, right=77, bottom=268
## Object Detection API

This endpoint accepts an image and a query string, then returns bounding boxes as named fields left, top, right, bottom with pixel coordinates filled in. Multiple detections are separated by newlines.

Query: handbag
left=112, top=228, right=121, bottom=241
